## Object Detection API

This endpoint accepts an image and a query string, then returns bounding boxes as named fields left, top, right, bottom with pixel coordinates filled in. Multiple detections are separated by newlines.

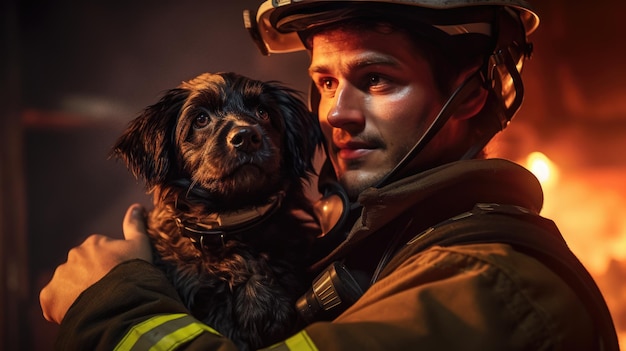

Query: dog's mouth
left=228, top=162, right=264, bottom=178
left=224, top=161, right=275, bottom=188
left=222, top=151, right=276, bottom=177
left=190, top=157, right=282, bottom=205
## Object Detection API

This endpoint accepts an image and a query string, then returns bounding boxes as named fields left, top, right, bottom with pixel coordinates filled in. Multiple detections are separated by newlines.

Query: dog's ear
left=267, top=83, right=323, bottom=180
left=111, top=88, right=189, bottom=189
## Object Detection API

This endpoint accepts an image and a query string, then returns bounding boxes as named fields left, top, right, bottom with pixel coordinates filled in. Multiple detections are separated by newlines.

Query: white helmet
left=244, top=0, right=538, bottom=55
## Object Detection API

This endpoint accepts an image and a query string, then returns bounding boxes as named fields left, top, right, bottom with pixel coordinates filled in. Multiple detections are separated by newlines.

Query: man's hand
left=39, top=203, right=152, bottom=324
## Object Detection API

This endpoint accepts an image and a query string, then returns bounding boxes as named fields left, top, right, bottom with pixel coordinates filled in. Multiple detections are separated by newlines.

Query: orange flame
left=521, top=151, right=626, bottom=347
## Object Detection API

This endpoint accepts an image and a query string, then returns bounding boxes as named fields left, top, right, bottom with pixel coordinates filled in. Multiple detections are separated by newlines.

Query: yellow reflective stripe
left=285, top=331, right=318, bottom=351
left=261, top=331, right=318, bottom=351
left=114, top=314, right=221, bottom=351
left=115, top=314, right=188, bottom=350
left=149, top=320, right=210, bottom=351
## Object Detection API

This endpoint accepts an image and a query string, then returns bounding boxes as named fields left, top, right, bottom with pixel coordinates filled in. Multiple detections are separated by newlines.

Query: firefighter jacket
left=54, top=158, right=615, bottom=350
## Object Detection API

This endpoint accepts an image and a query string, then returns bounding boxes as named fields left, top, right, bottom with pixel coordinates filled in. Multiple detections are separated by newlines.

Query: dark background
left=2, top=1, right=625, bottom=350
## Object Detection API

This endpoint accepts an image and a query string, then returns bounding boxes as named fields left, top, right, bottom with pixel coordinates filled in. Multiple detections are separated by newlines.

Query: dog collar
left=173, top=191, right=285, bottom=248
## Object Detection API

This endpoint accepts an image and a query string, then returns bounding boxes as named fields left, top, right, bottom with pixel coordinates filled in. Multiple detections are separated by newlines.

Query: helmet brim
left=246, top=0, right=539, bottom=55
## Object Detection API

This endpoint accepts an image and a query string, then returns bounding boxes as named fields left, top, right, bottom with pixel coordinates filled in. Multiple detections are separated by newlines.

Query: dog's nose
left=228, top=126, right=263, bottom=153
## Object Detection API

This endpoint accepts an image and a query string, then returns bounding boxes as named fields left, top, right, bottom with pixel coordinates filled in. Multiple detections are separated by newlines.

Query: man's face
left=309, top=26, right=463, bottom=199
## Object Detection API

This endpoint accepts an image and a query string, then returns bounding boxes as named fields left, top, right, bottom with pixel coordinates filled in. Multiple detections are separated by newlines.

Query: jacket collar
left=312, top=158, right=544, bottom=270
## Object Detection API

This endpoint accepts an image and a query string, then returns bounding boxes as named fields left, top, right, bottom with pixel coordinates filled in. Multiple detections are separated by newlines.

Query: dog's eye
left=256, top=106, right=269, bottom=121
left=193, top=113, right=210, bottom=129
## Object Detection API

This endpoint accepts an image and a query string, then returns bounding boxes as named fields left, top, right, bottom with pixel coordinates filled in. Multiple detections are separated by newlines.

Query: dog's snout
left=228, top=126, right=262, bottom=153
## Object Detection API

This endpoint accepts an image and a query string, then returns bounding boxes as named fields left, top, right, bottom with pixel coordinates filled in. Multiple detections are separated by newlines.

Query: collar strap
left=173, top=192, right=285, bottom=248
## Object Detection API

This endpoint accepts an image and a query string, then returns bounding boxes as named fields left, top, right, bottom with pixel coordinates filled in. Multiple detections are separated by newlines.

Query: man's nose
left=325, top=82, right=365, bottom=131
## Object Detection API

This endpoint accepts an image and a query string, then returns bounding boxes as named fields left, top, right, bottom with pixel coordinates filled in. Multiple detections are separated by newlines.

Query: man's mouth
left=333, top=140, right=375, bottom=161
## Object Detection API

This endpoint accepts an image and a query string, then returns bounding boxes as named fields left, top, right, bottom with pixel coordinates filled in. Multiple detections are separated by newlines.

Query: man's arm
left=38, top=205, right=592, bottom=351
left=39, top=203, right=153, bottom=324
left=38, top=203, right=238, bottom=350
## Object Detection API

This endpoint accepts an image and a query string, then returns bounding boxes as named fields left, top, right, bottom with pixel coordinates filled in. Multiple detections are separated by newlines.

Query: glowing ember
left=525, top=151, right=559, bottom=187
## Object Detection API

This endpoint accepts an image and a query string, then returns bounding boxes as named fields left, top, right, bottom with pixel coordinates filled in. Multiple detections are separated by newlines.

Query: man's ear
left=451, top=70, right=489, bottom=121
left=111, top=88, right=189, bottom=189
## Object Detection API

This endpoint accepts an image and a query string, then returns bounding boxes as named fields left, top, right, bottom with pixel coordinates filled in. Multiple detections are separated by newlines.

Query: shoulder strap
left=382, top=203, right=619, bottom=351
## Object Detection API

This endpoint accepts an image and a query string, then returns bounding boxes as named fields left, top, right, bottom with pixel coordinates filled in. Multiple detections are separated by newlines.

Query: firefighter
left=41, top=1, right=619, bottom=350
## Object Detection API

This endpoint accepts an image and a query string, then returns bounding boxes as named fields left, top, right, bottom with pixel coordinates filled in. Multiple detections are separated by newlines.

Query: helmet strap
left=374, top=69, right=485, bottom=188
left=376, top=7, right=534, bottom=181
left=461, top=7, right=533, bottom=159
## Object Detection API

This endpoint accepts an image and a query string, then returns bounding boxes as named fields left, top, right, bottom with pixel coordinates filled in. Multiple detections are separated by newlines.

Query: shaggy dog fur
left=112, top=72, right=322, bottom=350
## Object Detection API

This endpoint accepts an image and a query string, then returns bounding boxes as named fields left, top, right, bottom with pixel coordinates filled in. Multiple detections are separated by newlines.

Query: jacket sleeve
left=56, top=245, right=594, bottom=351
left=55, top=259, right=239, bottom=351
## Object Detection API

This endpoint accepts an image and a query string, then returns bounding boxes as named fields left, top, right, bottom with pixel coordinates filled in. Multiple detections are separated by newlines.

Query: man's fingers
left=40, top=278, right=56, bottom=322
left=40, top=263, right=75, bottom=324
left=122, top=203, right=153, bottom=262
left=123, top=203, right=148, bottom=241
left=39, top=205, right=155, bottom=325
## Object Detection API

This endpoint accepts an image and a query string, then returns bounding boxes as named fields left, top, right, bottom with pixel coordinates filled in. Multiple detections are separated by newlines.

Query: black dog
left=112, top=72, right=322, bottom=350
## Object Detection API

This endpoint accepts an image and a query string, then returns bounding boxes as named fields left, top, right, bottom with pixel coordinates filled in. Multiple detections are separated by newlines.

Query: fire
left=525, top=151, right=559, bottom=187
left=521, top=151, right=626, bottom=347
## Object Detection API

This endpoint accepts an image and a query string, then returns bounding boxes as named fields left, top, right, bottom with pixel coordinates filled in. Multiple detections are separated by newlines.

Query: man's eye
left=322, top=78, right=336, bottom=91
left=368, top=75, right=382, bottom=86
left=193, top=113, right=210, bottom=129
left=256, top=106, right=269, bottom=120
left=363, top=74, right=394, bottom=92
left=366, top=74, right=390, bottom=88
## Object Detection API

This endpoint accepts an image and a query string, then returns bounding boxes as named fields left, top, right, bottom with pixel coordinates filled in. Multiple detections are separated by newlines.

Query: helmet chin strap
left=373, top=7, right=532, bottom=182
left=373, top=69, right=485, bottom=189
